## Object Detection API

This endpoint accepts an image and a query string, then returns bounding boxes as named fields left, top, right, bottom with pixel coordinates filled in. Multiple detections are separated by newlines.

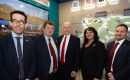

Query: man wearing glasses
left=0, top=10, right=35, bottom=80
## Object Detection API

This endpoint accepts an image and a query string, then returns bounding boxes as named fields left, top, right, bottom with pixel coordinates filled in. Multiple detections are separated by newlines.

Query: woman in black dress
left=80, top=27, right=106, bottom=80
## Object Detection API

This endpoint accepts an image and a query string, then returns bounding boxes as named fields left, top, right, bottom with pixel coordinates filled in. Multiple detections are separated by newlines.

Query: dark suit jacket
left=33, top=34, right=58, bottom=80
left=0, top=34, right=35, bottom=80
left=80, top=41, right=106, bottom=79
left=106, top=39, right=130, bottom=80
left=56, top=34, right=80, bottom=75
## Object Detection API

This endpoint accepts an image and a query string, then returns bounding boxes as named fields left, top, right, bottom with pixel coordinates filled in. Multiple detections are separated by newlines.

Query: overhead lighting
left=107, top=0, right=119, bottom=5
left=97, top=0, right=107, bottom=7
left=71, top=1, right=81, bottom=12
left=83, top=4, right=95, bottom=10
left=83, top=0, right=95, bottom=10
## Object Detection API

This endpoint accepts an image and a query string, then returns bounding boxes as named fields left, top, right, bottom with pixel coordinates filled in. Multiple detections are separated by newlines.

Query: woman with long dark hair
left=80, top=27, right=106, bottom=80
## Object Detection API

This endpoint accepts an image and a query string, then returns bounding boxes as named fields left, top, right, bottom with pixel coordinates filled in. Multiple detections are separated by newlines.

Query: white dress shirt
left=60, top=34, right=71, bottom=63
left=111, top=39, right=125, bottom=72
left=44, top=35, right=58, bottom=73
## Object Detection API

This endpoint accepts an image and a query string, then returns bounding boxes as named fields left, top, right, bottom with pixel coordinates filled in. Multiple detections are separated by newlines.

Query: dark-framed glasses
left=11, top=19, right=25, bottom=25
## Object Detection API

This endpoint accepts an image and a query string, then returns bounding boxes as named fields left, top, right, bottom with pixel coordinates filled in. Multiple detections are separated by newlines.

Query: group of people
left=0, top=10, right=130, bottom=80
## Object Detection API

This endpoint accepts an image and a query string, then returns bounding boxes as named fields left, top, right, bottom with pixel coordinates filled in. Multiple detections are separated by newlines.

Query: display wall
left=59, top=0, right=130, bottom=45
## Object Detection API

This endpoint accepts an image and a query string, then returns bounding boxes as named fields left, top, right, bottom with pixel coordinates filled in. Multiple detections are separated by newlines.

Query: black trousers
left=55, top=69, right=75, bottom=80
left=47, top=73, right=56, bottom=80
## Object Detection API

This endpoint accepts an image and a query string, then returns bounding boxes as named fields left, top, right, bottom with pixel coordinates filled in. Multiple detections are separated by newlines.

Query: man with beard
left=106, top=24, right=130, bottom=80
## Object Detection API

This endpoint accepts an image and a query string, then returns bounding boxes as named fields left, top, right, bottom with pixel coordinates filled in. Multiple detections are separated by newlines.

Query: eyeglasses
left=11, top=19, right=25, bottom=25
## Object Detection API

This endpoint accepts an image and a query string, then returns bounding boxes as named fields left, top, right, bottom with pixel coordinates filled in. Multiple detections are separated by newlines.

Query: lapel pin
left=93, top=44, right=96, bottom=47
left=26, top=39, right=29, bottom=42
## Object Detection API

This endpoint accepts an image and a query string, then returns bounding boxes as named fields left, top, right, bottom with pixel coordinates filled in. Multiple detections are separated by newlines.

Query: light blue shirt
left=11, top=31, right=23, bottom=58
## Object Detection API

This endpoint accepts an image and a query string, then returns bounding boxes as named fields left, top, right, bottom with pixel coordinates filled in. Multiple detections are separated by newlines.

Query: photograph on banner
left=0, top=0, right=48, bottom=36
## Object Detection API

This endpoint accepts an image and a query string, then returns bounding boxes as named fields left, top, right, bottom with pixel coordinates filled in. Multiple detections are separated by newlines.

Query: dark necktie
left=48, top=39, right=57, bottom=73
left=108, top=42, right=119, bottom=72
left=16, top=37, right=24, bottom=80
left=61, top=37, right=67, bottom=65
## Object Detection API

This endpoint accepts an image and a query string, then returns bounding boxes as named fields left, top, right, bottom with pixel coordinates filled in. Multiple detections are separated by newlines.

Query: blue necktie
left=16, top=37, right=24, bottom=80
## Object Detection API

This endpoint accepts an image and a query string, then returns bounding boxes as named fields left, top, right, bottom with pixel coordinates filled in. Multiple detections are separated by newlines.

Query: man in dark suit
left=106, top=24, right=130, bottom=80
left=34, top=21, right=58, bottom=80
left=55, top=21, right=80, bottom=80
left=0, top=10, right=35, bottom=80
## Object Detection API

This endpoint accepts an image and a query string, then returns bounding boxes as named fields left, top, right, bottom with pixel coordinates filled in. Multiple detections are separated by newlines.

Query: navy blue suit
left=34, top=35, right=58, bottom=80
left=106, top=39, right=130, bottom=80
left=0, top=34, right=35, bottom=80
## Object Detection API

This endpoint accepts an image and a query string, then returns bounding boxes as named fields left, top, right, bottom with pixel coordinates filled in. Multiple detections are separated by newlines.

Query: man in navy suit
left=55, top=21, right=80, bottom=80
left=106, top=24, right=130, bottom=80
left=34, top=21, right=58, bottom=80
left=0, top=10, right=35, bottom=80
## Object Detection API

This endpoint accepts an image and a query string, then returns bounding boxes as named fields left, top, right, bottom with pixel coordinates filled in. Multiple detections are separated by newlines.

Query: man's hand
left=108, top=72, right=115, bottom=80
left=34, top=77, right=39, bottom=80
left=93, top=77, right=99, bottom=80
left=71, top=71, right=77, bottom=78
